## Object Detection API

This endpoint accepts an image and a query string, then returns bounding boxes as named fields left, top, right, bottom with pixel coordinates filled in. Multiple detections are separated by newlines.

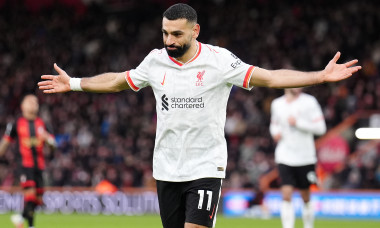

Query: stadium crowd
left=0, top=0, right=379, bottom=191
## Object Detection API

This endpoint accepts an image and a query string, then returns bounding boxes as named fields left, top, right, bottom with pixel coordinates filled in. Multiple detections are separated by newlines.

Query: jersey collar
left=168, top=42, right=202, bottom=66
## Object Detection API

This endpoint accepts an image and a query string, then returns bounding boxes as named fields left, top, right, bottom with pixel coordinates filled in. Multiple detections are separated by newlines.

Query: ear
left=192, top=24, right=200, bottom=39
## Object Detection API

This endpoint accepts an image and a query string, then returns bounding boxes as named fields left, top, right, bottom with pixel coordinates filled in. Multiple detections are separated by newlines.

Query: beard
left=165, top=42, right=191, bottom=58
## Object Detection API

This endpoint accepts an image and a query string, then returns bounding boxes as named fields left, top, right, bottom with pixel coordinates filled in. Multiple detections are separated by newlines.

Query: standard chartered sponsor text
left=170, top=97, right=205, bottom=109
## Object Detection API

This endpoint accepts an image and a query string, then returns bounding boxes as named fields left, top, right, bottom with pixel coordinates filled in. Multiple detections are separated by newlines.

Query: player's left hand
left=322, top=52, right=362, bottom=83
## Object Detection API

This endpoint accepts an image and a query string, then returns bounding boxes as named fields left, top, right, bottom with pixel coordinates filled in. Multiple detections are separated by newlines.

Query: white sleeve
left=269, top=100, right=282, bottom=137
left=295, top=97, right=327, bottom=136
left=218, top=48, right=255, bottom=90
left=126, top=50, right=157, bottom=91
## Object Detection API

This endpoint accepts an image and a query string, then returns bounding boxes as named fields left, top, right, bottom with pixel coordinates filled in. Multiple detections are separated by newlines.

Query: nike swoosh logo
left=161, top=72, right=166, bottom=85
left=209, top=205, right=215, bottom=219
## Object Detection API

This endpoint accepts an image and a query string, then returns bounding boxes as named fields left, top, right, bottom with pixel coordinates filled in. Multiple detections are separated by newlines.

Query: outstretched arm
left=38, top=64, right=131, bottom=93
left=0, top=138, right=10, bottom=157
left=269, top=103, right=282, bottom=143
left=249, top=52, right=362, bottom=88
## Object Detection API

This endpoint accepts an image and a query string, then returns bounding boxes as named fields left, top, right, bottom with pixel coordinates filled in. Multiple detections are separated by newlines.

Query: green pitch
left=0, top=213, right=378, bottom=228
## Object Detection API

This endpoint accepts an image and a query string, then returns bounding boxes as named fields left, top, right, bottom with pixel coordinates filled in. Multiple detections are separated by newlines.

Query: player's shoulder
left=273, top=95, right=286, bottom=102
left=148, top=48, right=166, bottom=55
left=271, top=95, right=286, bottom=107
left=202, top=43, right=231, bottom=56
left=299, top=93, right=320, bottom=107
left=16, top=116, right=26, bottom=124
left=35, top=117, right=45, bottom=124
left=146, top=48, right=166, bottom=58
left=136, top=48, right=167, bottom=67
left=201, top=43, right=243, bottom=69
left=300, top=93, right=318, bottom=102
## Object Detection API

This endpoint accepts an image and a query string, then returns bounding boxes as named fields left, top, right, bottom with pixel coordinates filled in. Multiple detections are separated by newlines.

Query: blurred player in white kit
left=270, top=88, right=326, bottom=228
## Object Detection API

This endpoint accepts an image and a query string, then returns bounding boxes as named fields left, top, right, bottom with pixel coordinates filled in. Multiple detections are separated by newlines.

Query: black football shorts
left=19, top=167, right=43, bottom=190
left=278, top=164, right=317, bottom=189
left=156, top=178, right=222, bottom=228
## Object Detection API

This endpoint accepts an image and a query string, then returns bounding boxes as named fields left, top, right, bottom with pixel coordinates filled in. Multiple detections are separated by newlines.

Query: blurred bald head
left=21, top=94, right=39, bottom=120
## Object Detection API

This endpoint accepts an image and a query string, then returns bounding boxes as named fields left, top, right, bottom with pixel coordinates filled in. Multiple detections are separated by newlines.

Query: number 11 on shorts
left=197, top=190, right=212, bottom=210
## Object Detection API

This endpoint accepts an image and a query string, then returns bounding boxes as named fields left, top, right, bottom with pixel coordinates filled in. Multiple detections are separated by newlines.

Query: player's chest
left=149, top=66, right=221, bottom=96
left=16, top=120, right=45, bottom=138
left=278, top=101, right=308, bottom=118
left=16, top=120, right=45, bottom=147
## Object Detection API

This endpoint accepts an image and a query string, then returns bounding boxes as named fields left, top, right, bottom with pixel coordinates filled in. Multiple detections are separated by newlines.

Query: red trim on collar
left=188, top=42, right=202, bottom=64
left=169, top=56, right=183, bottom=66
left=168, top=42, right=202, bottom=66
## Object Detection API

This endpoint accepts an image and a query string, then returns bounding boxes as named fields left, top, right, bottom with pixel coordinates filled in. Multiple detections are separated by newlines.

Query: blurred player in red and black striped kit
left=0, top=94, right=56, bottom=228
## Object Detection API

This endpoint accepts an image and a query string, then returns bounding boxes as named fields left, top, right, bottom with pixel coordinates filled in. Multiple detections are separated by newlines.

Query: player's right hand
left=288, top=116, right=296, bottom=126
left=38, top=63, right=71, bottom=93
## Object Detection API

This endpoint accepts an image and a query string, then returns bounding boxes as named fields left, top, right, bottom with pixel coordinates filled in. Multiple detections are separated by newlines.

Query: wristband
left=69, top=78, right=83, bottom=91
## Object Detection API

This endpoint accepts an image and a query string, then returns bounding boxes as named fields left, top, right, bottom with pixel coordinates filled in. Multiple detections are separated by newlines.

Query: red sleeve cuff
left=125, top=71, right=140, bottom=91
left=243, top=66, right=255, bottom=88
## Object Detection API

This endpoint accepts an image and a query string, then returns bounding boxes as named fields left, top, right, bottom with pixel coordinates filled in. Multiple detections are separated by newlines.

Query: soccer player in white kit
left=38, top=3, right=361, bottom=228
left=270, top=88, right=326, bottom=228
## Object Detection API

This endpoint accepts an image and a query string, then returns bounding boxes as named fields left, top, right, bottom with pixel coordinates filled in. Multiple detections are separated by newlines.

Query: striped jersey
left=126, top=42, right=255, bottom=181
left=270, top=93, right=327, bottom=166
left=3, top=117, right=50, bottom=170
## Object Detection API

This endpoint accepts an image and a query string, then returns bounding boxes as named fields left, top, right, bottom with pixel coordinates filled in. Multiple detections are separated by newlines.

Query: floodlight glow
left=355, top=128, right=380, bottom=139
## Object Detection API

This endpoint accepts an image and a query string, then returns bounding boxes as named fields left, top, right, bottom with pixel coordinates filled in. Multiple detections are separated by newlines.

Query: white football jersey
left=270, top=93, right=327, bottom=166
left=126, top=42, right=255, bottom=181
